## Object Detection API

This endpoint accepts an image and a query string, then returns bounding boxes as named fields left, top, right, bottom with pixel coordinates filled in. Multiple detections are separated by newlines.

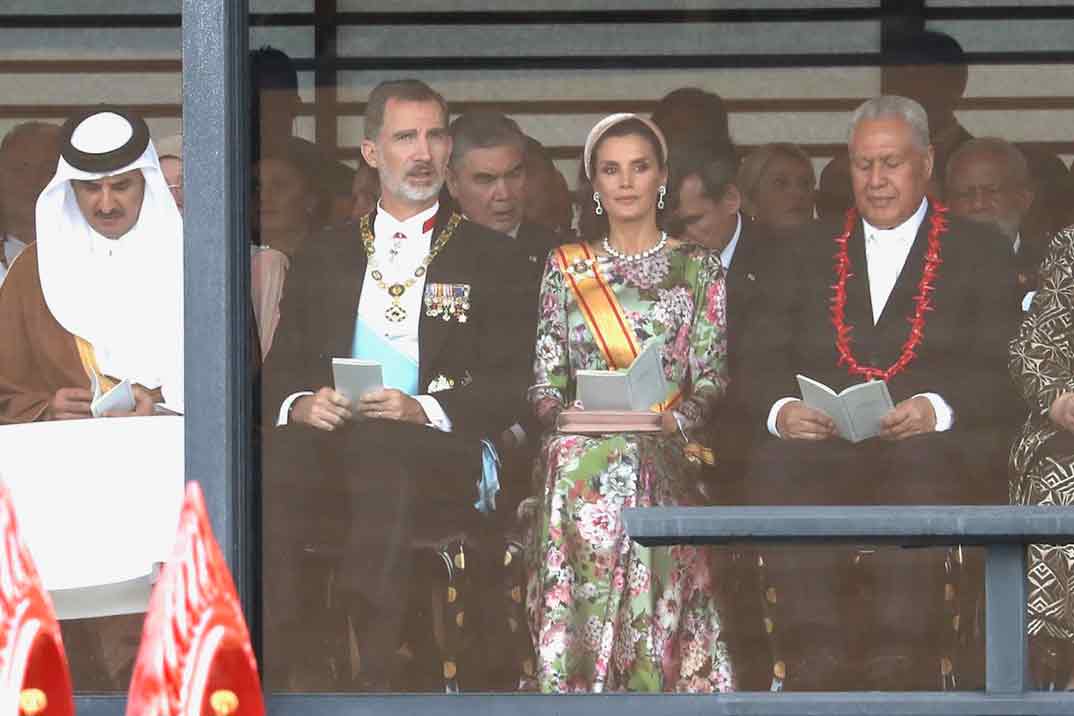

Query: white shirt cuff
left=914, top=392, right=954, bottom=432
left=767, top=397, right=800, bottom=438
left=277, top=391, right=314, bottom=426
left=1021, top=291, right=1036, bottom=312
left=415, top=394, right=453, bottom=433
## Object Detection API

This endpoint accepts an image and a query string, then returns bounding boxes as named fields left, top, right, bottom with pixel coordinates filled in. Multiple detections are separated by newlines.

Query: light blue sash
left=351, top=318, right=419, bottom=395
left=475, top=439, right=501, bottom=515
left=353, top=319, right=498, bottom=514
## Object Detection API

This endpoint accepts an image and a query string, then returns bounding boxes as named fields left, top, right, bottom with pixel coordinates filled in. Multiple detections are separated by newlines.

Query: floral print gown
left=526, top=242, right=734, bottom=692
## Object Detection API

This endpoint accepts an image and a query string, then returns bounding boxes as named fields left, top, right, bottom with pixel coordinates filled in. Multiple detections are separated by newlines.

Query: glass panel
left=255, top=0, right=1069, bottom=698
left=0, top=3, right=184, bottom=695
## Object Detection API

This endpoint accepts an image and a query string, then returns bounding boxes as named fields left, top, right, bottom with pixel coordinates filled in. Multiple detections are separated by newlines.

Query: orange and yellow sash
left=75, top=336, right=117, bottom=394
left=555, top=242, right=681, bottom=411
left=555, top=242, right=639, bottom=370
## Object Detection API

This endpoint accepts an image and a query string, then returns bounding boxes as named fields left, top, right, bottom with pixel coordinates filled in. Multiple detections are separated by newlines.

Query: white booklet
left=796, top=374, right=894, bottom=443
left=576, top=340, right=668, bottom=412
left=331, top=358, right=384, bottom=409
left=90, top=375, right=135, bottom=418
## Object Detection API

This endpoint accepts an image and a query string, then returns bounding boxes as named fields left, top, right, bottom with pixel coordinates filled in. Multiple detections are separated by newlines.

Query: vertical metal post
left=181, top=0, right=257, bottom=636
left=313, top=0, right=339, bottom=151
left=986, top=543, right=1028, bottom=693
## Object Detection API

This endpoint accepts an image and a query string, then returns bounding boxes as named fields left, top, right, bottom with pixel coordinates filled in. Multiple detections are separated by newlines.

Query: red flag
left=0, top=482, right=74, bottom=716
left=126, top=482, right=263, bottom=716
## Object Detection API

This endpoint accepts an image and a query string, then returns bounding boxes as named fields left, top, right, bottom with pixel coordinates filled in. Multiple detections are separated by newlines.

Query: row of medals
left=373, top=268, right=470, bottom=324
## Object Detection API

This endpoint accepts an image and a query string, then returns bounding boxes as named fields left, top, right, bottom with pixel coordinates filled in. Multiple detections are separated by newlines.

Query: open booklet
left=88, top=373, right=183, bottom=417
left=90, top=373, right=135, bottom=417
left=331, top=358, right=384, bottom=409
left=576, top=339, right=668, bottom=412
left=796, top=374, right=894, bottom=443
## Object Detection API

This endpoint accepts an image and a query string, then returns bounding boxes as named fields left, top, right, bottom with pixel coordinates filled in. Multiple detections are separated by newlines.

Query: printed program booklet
left=796, top=374, right=894, bottom=443
left=90, top=375, right=135, bottom=417
left=576, top=340, right=668, bottom=412
left=332, top=358, right=384, bottom=409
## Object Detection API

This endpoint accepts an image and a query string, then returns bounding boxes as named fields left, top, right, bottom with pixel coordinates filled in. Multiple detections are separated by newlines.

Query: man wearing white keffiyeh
left=0, top=106, right=183, bottom=422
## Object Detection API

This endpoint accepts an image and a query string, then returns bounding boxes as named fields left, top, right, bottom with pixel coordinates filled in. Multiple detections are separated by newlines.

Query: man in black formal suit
left=664, top=146, right=779, bottom=690
left=739, top=96, right=1020, bottom=690
left=444, top=111, right=560, bottom=516
left=262, top=80, right=529, bottom=689
left=666, top=146, right=777, bottom=495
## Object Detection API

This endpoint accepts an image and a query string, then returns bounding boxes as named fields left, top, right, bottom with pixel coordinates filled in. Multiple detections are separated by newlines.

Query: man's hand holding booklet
left=795, top=375, right=894, bottom=443
left=331, top=358, right=384, bottom=408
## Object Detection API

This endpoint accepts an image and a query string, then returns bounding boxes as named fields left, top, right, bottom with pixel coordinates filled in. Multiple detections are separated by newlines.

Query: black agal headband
left=60, top=106, right=151, bottom=174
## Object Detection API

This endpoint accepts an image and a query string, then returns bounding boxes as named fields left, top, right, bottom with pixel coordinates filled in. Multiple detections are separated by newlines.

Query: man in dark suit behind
left=739, top=96, right=1020, bottom=691
left=666, top=146, right=778, bottom=497
left=664, top=145, right=779, bottom=690
left=444, top=111, right=560, bottom=498
left=262, top=80, right=529, bottom=689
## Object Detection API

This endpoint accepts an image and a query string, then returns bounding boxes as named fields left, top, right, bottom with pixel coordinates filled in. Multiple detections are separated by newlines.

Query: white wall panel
left=0, top=74, right=181, bottom=105
left=0, top=1, right=309, bottom=14
left=250, top=27, right=314, bottom=61
left=957, top=110, right=1074, bottom=143
left=250, top=0, right=312, bottom=10
left=338, top=21, right=880, bottom=58
left=336, top=0, right=876, bottom=10
left=929, top=0, right=1073, bottom=7
left=0, top=1, right=179, bottom=13
left=965, top=65, right=1074, bottom=98
left=929, top=19, right=1074, bottom=53
left=0, top=28, right=180, bottom=60
left=0, top=116, right=180, bottom=143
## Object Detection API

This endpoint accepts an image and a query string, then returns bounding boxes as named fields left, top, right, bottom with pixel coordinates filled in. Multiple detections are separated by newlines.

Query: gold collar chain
left=359, top=212, right=461, bottom=322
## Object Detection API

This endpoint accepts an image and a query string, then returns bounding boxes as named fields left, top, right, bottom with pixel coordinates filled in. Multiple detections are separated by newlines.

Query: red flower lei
left=829, top=200, right=947, bottom=381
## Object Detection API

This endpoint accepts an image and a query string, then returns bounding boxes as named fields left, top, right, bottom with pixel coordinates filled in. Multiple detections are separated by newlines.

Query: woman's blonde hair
left=737, top=142, right=814, bottom=217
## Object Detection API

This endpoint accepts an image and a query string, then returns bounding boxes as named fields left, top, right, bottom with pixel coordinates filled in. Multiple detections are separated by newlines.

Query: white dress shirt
left=278, top=202, right=452, bottom=431
left=720, top=214, right=743, bottom=270
left=0, top=234, right=28, bottom=287
left=767, top=198, right=954, bottom=436
left=1012, top=233, right=1038, bottom=312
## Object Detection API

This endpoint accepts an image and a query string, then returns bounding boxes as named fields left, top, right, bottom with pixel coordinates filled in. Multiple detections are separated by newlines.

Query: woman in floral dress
left=526, top=113, right=734, bottom=692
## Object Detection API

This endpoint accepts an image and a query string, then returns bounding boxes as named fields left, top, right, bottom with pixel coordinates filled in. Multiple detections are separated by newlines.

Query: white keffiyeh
left=35, top=112, right=184, bottom=411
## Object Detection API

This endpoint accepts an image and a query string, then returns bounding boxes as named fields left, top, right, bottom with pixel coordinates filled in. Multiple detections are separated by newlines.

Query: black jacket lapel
left=416, top=207, right=461, bottom=389
left=325, top=217, right=369, bottom=360
left=874, top=209, right=931, bottom=345
left=844, top=222, right=873, bottom=340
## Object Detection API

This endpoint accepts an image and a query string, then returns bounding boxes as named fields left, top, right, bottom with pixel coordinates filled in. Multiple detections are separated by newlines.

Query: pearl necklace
left=601, top=232, right=667, bottom=263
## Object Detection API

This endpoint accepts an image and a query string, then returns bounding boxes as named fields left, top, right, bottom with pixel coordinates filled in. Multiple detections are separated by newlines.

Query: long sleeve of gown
left=0, top=246, right=86, bottom=423
left=0, top=282, right=52, bottom=423
left=530, top=254, right=571, bottom=421
left=1010, top=226, right=1074, bottom=418
left=675, top=251, right=729, bottom=431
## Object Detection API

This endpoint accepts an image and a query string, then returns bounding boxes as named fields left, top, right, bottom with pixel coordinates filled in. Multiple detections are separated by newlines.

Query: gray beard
left=397, top=180, right=442, bottom=203
left=967, top=213, right=1019, bottom=243
left=380, top=166, right=443, bottom=204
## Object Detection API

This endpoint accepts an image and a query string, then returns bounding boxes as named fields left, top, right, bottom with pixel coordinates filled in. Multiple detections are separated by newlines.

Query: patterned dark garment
left=1010, top=224, right=1074, bottom=642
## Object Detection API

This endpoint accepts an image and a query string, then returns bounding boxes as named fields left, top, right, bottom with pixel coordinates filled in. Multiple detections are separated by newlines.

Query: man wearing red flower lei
left=738, top=96, right=1021, bottom=691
